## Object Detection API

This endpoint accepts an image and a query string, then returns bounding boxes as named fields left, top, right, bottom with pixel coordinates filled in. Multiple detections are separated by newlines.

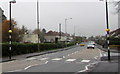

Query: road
left=2, top=42, right=116, bottom=73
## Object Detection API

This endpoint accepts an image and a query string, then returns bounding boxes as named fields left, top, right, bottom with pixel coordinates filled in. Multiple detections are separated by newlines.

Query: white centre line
left=52, top=58, right=62, bottom=61
left=81, top=60, right=90, bottom=63
left=66, top=59, right=76, bottom=62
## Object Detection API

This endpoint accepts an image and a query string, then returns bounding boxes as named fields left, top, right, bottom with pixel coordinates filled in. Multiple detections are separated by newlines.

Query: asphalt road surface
left=2, top=42, right=111, bottom=73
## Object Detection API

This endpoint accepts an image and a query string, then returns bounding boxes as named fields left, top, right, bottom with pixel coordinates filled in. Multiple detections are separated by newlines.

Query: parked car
left=87, top=44, right=95, bottom=49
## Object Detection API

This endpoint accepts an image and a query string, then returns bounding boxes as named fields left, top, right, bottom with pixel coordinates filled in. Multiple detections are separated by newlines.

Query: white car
left=87, top=44, right=95, bottom=49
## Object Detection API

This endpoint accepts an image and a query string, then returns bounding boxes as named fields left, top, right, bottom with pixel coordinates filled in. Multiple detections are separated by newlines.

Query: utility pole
left=74, top=25, right=76, bottom=45
left=59, top=23, right=61, bottom=39
left=65, top=18, right=72, bottom=47
left=37, top=0, right=40, bottom=51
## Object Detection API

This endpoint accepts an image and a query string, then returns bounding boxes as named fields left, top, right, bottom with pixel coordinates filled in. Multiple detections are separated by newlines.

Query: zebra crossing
left=26, top=57, right=91, bottom=63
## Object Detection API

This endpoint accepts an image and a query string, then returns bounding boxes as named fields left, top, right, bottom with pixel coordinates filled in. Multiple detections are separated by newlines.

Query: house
left=0, top=7, right=7, bottom=23
left=44, top=30, right=73, bottom=43
left=0, top=7, right=7, bottom=42
left=22, top=34, right=40, bottom=43
left=110, top=28, right=120, bottom=38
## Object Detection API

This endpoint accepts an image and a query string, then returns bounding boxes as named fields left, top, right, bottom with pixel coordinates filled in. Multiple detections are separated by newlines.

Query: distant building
left=0, top=7, right=7, bottom=23
left=110, top=28, right=120, bottom=38
left=22, top=34, right=40, bottom=43
left=0, top=7, right=7, bottom=42
left=44, top=31, right=73, bottom=43
left=22, top=30, right=73, bottom=43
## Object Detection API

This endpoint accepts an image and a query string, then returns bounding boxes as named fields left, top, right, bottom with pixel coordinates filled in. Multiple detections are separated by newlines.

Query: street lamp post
left=9, top=0, right=16, bottom=60
left=100, top=0, right=110, bottom=61
left=65, top=18, right=72, bottom=47
left=105, top=0, right=111, bottom=61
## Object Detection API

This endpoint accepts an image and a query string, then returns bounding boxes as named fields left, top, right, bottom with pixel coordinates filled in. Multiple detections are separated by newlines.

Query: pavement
left=86, top=45, right=120, bottom=73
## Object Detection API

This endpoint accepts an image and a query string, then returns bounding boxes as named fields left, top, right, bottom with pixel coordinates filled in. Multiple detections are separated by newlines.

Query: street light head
left=10, top=0, right=16, bottom=3
left=70, top=18, right=72, bottom=19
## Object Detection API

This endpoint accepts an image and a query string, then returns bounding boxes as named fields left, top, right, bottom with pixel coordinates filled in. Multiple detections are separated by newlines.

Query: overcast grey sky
left=0, top=0, right=118, bottom=37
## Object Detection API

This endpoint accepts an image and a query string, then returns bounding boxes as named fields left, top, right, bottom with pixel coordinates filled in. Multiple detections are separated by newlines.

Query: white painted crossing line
left=63, top=56, right=65, bottom=58
left=66, top=59, right=76, bottom=62
left=104, top=54, right=107, bottom=56
left=52, top=58, right=62, bottom=61
left=81, top=60, right=90, bottom=63
left=39, top=58, right=48, bottom=61
left=26, top=57, right=36, bottom=61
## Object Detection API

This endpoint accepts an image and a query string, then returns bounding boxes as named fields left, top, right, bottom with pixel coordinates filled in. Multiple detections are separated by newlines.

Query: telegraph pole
left=59, top=23, right=61, bottom=39
left=37, top=0, right=40, bottom=51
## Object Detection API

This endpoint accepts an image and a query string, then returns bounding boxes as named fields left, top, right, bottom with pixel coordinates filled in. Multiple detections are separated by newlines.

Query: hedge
left=2, top=43, right=74, bottom=57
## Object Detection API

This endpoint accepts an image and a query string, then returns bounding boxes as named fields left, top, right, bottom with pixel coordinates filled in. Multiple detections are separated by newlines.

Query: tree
left=32, top=28, right=41, bottom=34
left=32, top=28, right=46, bottom=43
left=40, top=28, right=46, bottom=43
left=19, top=25, right=28, bottom=34
left=2, top=19, right=21, bottom=42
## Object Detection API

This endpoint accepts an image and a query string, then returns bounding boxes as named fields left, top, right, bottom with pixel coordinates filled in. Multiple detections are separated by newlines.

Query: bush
left=2, top=42, right=74, bottom=57
left=109, top=38, right=120, bottom=45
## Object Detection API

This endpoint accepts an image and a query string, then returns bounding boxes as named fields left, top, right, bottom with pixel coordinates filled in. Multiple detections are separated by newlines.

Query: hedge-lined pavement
left=1, top=43, right=76, bottom=63
left=2, top=43, right=75, bottom=57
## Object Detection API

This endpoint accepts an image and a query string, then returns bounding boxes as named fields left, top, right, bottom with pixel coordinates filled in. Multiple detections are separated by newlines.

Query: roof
left=46, top=30, right=70, bottom=36
left=110, top=28, right=120, bottom=37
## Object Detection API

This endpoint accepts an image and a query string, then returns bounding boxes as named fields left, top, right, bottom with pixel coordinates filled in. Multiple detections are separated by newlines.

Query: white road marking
left=39, top=58, right=48, bottom=61
left=67, top=54, right=70, bottom=56
left=24, top=61, right=49, bottom=70
left=94, top=56, right=98, bottom=59
left=63, top=56, right=65, bottom=58
left=98, top=49, right=103, bottom=57
left=7, top=69, right=23, bottom=72
left=78, top=61, right=99, bottom=73
left=81, top=60, right=90, bottom=63
left=52, top=58, right=62, bottom=61
left=26, top=57, right=36, bottom=61
left=7, top=61, right=49, bottom=72
left=104, top=54, right=107, bottom=56
left=66, top=59, right=76, bottom=62
left=44, top=61, right=48, bottom=64
left=24, top=65, right=32, bottom=70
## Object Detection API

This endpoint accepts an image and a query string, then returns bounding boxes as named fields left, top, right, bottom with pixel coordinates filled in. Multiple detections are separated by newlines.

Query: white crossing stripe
left=81, top=60, right=90, bottom=62
left=26, top=57, right=36, bottom=61
left=52, top=58, right=62, bottom=61
left=39, top=58, right=48, bottom=60
left=104, top=54, right=107, bottom=56
left=66, top=59, right=76, bottom=62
